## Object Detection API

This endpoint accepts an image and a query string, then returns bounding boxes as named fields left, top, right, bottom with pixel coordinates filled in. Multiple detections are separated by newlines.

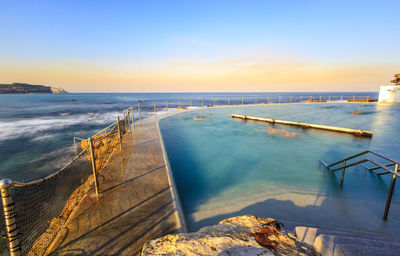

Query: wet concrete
left=46, top=119, right=181, bottom=255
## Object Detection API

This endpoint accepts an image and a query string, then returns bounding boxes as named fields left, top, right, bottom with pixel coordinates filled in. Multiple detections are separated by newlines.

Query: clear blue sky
left=0, top=0, right=399, bottom=92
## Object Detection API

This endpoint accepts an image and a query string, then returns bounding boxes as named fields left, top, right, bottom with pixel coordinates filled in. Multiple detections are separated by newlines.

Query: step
left=314, top=234, right=400, bottom=256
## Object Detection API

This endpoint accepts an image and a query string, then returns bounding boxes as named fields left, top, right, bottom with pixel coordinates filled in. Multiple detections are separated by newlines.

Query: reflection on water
left=160, top=103, right=400, bottom=233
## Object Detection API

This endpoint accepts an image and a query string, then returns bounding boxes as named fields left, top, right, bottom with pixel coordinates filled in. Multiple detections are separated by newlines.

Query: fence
left=138, top=95, right=376, bottom=120
left=0, top=107, right=135, bottom=256
left=0, top=94, right=377, bottom=255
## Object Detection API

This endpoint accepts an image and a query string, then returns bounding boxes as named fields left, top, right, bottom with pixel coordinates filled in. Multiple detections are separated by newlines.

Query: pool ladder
left=320, top=150, right=400, bottom=220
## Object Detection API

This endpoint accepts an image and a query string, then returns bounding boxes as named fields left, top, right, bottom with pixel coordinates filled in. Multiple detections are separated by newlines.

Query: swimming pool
left=159, top=103, right=400, bottom=234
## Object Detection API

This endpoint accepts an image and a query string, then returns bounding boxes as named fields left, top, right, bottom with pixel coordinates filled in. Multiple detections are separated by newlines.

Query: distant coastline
left=0, top=83, right=67, bottom=94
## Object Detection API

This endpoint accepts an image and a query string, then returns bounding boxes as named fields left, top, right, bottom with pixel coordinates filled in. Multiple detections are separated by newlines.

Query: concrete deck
left=47, top=119, right=182, bottom=255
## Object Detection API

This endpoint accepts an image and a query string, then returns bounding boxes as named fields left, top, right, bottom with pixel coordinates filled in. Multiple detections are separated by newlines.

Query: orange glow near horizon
left=0, top=57, right=397, bottom=92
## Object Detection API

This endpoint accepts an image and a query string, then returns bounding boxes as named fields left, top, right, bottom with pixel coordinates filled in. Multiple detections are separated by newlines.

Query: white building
left=378, top=74, right=400, bottom=103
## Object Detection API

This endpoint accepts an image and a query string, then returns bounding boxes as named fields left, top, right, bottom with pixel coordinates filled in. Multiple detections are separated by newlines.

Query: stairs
left=295, top=226, right=400, bottom=256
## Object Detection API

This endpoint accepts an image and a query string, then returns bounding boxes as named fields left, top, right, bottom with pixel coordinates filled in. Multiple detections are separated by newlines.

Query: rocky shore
left=141, top=215, right=317, bottom=256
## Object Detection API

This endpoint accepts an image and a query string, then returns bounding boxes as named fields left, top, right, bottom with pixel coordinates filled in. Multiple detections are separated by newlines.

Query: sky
left=0, top=0, right=399, bottom=92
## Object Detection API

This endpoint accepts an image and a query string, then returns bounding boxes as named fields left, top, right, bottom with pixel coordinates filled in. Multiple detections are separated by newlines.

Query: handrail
left=324, top=150, right=399, bottom=168
left=321, top=150, right=399, bottom=220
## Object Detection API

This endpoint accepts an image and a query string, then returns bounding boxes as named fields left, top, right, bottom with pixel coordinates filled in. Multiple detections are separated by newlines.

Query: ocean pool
left=159, top=103, right=400, bottom=234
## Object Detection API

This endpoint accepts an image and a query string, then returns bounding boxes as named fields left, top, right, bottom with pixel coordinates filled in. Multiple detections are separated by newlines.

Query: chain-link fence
left=0, top=107, right=133, bottom=256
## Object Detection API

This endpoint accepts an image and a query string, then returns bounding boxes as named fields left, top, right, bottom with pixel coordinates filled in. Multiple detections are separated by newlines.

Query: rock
left=141, top=215, right=317, bottom=256
left=267, top=127, right=298, bottom=138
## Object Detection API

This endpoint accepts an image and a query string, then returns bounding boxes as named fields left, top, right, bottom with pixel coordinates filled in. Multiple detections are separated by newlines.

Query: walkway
left=46, top=119, right=181, bottom=255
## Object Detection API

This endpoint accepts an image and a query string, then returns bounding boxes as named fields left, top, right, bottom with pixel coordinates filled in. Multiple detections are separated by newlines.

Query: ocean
left=0, top=92, right=377, bottom=182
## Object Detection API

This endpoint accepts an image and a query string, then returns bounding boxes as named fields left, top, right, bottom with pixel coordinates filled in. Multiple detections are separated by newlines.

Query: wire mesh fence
left=0, top=107, right=132, bottom=256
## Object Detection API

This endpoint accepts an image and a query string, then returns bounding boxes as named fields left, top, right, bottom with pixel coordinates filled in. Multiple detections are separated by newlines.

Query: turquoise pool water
left=159, top=103, right=400, bottom=233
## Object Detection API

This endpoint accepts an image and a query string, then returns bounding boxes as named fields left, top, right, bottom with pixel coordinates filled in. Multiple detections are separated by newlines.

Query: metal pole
left=154, top=102, right=156, bottom=121
left=202, top=98, right=204, bottom=108
left=88, top=139, right=99, bottom=197
left=126, top=110, right=131, bottom=133
left=242, top=96, right=244, bottom=105
left=213, top=97, right=215, bottom=106
left=383, top=163, right=398, bottom=220
left=138, top=102, right=141, bottom=125
left=124, top=112, right=128, bottom=133
left=319, top=96, right=322, bottom=102
left=300, top=96, right=302, bottom=103
left=228, top=97, right=230, bottom=105
left=340, top=160, right=346, bottom=187
left=328, top=96, right=331, bottom=102
left=131, top=107, right=135, bottom=133
left=73, top=137, right=78, bottom=155
left=340, top=96, right=343, bottom=103
left=0, top=179, right=21, bottom=256
left=267, top=96, right=270, bottom=104
left=117, top=116, right=122, bottom=150
left=290, top=96, right=292, bottom=104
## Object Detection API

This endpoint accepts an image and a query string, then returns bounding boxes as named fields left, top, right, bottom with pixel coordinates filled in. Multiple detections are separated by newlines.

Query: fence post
left=73, top=137, right=78, bottom=155
left=117, top=116, right=122, bottom=150
left=202, top=98, right=204, bottom=108
left=319, top=96, right=322, bottom=102
left=267, top=96, right=270, bottom=104
left=241, top=97, right=244, bottom=105
left=154, top=102, right=156, bottom=121
left=131, top=107, right=135, bottom=133
left=383, top=163, right=398, bottom=220
left=328, top=96, right=331, bottom=102
left=138, top=102, right=141, bottom=125
left=228, top=97, right=230, bottom=105
left=213, top=97, right=215, bottom=106
left=88, top=139, right=99, bottom=197
left=126, top=110, right=131, bottom=133
left=300, top=96, right=302, bottom=103
left=0, top=179, right=21, bottom=256
left=340, top=96, right=343, bottom=103
left=290, top=96, right=292, bottom=104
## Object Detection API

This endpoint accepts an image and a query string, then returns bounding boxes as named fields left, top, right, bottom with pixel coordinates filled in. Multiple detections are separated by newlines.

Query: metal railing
left=320, top=150, right=400, bottom=220
left=0, top=106, right=135, bottom=256
left=140, top=95, right=377, bottom=121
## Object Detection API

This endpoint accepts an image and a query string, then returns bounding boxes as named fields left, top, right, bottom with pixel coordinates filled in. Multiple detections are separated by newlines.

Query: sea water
left=159, top=102, right=400, bottom=233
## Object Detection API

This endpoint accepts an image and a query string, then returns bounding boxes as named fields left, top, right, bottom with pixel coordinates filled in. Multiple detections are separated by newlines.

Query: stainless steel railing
left=320, top=150, right=399, bottom=220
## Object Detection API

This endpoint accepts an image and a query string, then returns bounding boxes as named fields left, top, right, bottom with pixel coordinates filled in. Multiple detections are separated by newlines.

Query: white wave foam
left=0, top=111, right=122, bottom=142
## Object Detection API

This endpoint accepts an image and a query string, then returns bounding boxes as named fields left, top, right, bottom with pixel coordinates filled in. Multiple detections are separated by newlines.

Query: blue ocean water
left=0, top=92, right=375, bottom=182
left=159, top=100, right=400, bottom=233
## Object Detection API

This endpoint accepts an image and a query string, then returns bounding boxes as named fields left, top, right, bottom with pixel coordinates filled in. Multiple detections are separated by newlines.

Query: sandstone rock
left=141, top=215, right=317, bottom=256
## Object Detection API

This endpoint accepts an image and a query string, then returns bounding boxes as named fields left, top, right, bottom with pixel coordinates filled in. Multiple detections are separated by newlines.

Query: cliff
left=0, top=83, right=67, bottom=94
left=141, top=215, right=317, bottom=256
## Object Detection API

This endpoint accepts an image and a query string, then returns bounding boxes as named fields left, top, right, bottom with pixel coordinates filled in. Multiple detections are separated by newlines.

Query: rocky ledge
left=141, top=215, right=317, bottom=256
